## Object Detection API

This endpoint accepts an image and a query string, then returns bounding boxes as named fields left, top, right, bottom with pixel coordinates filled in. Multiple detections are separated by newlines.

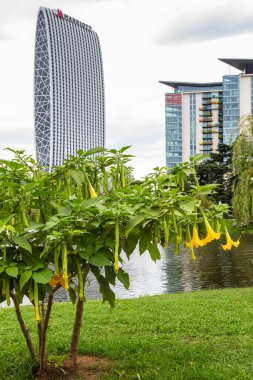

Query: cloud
left=0, top=0, right=120, bottom=40
left=0, top=126, right=34, bottom=146
left=157, top=7, right=253, bottom=44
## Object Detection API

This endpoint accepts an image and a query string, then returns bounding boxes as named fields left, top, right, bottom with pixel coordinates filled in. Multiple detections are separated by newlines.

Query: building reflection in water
left=113, top=233, right=253, bottom=299
left=3, top=233, right=251, bottom=307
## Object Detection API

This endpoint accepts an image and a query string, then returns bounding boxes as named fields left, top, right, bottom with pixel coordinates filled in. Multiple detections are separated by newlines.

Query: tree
left=232, top=115, right=253, bottom=226
left=0, top=147, right=238, bottom=379
left=195, top=143, right=233, bottom=205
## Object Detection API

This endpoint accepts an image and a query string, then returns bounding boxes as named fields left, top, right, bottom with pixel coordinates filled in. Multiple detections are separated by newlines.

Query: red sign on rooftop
left=165, top=94, right=182, bottom=106
left=56, top=9, right=64, bottom=18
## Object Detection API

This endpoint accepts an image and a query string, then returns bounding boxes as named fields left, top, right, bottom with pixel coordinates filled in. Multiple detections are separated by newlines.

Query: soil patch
left=42, top=355, right=111, bottom=379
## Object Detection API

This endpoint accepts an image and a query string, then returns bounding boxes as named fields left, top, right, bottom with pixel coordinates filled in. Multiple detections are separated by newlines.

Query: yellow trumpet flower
left=185, top=225, right=204, bottom=249
left=222, top=229, right=240, bottom=251
left=192, top=225, right=204, bottom=248
left=49, top=273, right=65, bottom=287
left=202, top=217, right=220, bottom=244
left=185, top=241, right=191, bottom=249
left=89, top=184, right=97, bottom=199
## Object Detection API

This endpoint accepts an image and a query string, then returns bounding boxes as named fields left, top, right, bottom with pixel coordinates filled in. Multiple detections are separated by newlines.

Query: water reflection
left=112, top=233, right=253, bottom=298
left=1, top=234, right=252, bottom=307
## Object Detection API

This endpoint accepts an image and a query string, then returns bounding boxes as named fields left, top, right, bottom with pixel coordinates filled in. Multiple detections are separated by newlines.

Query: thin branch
left=11, top=291, right=37, bottom=363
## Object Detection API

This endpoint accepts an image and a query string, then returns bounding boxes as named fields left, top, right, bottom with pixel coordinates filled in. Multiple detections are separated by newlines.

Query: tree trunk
left=37, top=294, right=54, bottom=380
left=69, top=266, right=89, bottom=367
left=69, top=298, right=84, bottom=367
left=11, top=292, right=37, bottom=364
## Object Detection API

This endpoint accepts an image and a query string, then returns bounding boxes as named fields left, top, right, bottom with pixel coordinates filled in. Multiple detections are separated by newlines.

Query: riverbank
left=226, top=219, right=253, bottom=235
left=1, top=288, right=253, bottom=379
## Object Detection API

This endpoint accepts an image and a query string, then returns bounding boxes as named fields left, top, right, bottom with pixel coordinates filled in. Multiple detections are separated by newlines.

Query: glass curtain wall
left=222, top=75, right=240, bottom=144
left=165, top=104, right=182, bottom=168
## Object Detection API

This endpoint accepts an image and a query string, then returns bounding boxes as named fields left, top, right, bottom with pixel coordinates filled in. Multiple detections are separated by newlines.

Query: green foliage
left=232, top=115, right=253, bottom=226
left=0, top=147, right=231, bottom=305
left=196, top=143, right=233, bottom=205
left=0, top=146, right=232, bottom=376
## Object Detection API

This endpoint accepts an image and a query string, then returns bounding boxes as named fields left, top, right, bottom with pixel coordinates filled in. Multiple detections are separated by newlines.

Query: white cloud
left=157, top=0, right=253, bottom=44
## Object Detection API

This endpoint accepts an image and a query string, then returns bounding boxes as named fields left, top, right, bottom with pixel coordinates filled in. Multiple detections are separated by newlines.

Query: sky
left=1, top=0, right=253, bottom=179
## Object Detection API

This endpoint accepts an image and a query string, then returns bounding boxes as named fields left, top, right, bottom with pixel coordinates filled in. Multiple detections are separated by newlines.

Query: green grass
left=1, top=288, right=253, bottom=379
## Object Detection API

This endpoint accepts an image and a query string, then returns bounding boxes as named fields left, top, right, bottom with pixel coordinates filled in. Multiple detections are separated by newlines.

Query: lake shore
left=1, top=287, right=253, bottom=379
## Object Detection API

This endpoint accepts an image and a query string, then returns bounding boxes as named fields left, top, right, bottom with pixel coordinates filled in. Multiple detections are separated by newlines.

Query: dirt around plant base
left=42, top=355, right=111, bottom=380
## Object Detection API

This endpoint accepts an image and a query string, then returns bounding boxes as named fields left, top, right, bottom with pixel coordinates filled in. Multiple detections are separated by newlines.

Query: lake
left=81, top=232, right=253, bottom=300
left=1, top=233, right=252, bottom=307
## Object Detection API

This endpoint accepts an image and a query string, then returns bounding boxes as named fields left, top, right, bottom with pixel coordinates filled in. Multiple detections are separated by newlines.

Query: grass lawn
left=1, top=288, right=253, bottom=379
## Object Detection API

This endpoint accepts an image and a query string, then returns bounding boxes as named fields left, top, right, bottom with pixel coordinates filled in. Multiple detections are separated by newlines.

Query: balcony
left=199, top=141, right=213, bottom=145
left=199, top=118, right=213, bottom=122
left=199, top=113, right=212, bottom=117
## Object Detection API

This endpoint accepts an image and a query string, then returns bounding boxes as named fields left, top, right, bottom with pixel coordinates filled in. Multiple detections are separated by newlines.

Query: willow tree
left=232, top=115, right=253, bottom=226
left=0, top=147, right=239, bottom=379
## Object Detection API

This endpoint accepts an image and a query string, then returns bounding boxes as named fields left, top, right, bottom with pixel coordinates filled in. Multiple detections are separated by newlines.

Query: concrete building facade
left=34, top=7, right=105, bottom=170
left=161, top=59, right=253, bottom=168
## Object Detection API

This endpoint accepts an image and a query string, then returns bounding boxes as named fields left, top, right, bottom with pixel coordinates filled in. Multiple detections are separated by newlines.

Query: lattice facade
left=34, top=7, right=105, bottom=170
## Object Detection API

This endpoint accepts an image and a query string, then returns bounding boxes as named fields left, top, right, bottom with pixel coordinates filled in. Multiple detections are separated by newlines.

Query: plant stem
left=69, top=266, right=89, bottom=367
left=11, top=291, right=37, bottom=363
left=38, top=294, right=54, bottom=380
left=69, top=298, right=84, bottom=368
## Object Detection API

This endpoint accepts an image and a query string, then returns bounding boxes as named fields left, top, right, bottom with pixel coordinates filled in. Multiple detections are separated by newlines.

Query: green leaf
left=33, top=263, right=45, bottom=271
left=198, top=184, right=218, bottom=194
left=79, top=250, right=90, bottom=261
left=43, top=216, right=59, bottom=231
left=88, top=254, right=112, bottom=267
left=83, top=197, right=105, bottom=209
left=125, top=214, right=148, bottom=237
left=139, top=230, right=151, bottom=254
left=122, top=229, right=140, bottom=257
left=105, top=266, right=116, bottom=286
left=9, top=262, right=18, bottom=267
left=190, top=153, right=207, bottom=163
left=6, top=266, right=18, bottom=278
left=68, top=287, right=77, bottom=305
left=91, top=267, right=115, bottom=307
left=147, top=242, right=161, bottom=262
left=80, top=147, right=105, bottom=156
left=119, top=145, right=131, bottom=153
left=20, top=269, right=33, bottom=290
left=0, top=223, right=6, bottom=234
left=180, top=200, right=195, bottom=213
left=117, top=268, right=130, bottom=290
left=0, top=265, right=7, bottom=274
left=32, top=268, right=52, bottom=284
left=69, top=169, right=85, bottom=186
left=12, top=235, right=32, bottom=253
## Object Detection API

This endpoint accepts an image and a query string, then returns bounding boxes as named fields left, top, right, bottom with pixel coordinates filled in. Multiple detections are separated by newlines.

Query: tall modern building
left=34, top=7, right=105, bottom=170
left=160, top=58, right=253, bottom=168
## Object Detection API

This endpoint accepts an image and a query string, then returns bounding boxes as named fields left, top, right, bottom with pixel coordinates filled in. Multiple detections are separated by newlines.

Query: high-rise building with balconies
left=160, top=58, right=253, bottom=168
left=34, top=7, right=105, bottom=170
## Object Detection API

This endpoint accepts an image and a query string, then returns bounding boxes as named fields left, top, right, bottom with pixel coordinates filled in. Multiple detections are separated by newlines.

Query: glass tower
left=163, top=83, right=222, bottom=168
left=34, top=7, right=105, bottom=170
left=161, top=59, right=253, bottom=169
left=222, top=75, right=240, bottom=144
left=165, top=94, right=182, bottom=168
